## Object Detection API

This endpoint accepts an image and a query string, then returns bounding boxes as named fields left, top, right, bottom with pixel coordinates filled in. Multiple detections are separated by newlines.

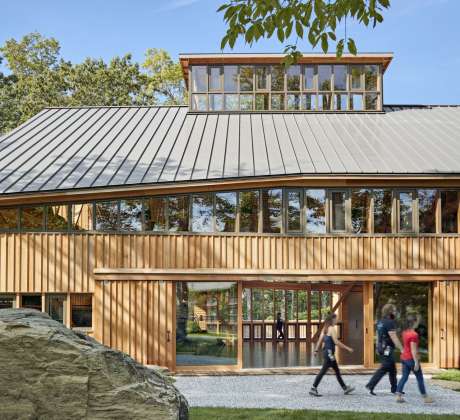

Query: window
left=119, top=199, right=143, bottom=231
left=224, top=66, right=238, bottom=91
left=239, top=66, right=254, bottom=91
left=71, top=203, right=94, bottom=231
left=240, top=94, right=253, bottom=111
left=318, top=93, right=332, bottom=110
left=365, top=65, right=378, bottom=91
left=304, top=65, right=316, bottom=90
left=95, top=201, right=118, bottom=231
left=286, top=65, right=300, bottom=90
left=144, top=197, right=166, bottom=231
left=302, top=94, right=316, bottom=110
left=399, top=191, right=414, bottom=232
left=209, top=94, right=223, bottom=111
left=318, top=65, right=332, bottom=90
left=305, top=189, right=326, bottom=234
left=351, top=189, right=370, bottom=234
left=287, top=190, right=302, bottom=232
left=21, top=206, right=44, bottom=231
left=334, top=65, right=347, bottom=91
left=46, top=205, right=69, bottom=231
left=168, top=196, right=189, bottom=232
left=176, top=282, right=238, bottom=366
left=224, top=94, right=239, bottom=110
left=215, top=192, right=236, bottom=232
left=0, top=295, right=16, bottom=309
left=441, top=190, right=459, bottom=233
left=334, top=94, right=348, bottom=111
left=0, top=207, right=18, bottom=230
left=191, top=66, right=207, bottom=92
left=350, top=65, right=364, bottom=89
left=209, top=66, right=222, bottom=91
left=21, top=295, right=42, bottom=311
left=191, top=193, right=213, bottom=232
left=365, top=93, right=379, bottom=110
left=191, top=94, right=207, bottom=111
left=271, top=65, right=284, bottom=91
left=418, top=189, right=438, bottom=233
left=239, top=190, right=259, bottom=232
left=262, top=189, right=282, bottom=233
left=350, top=94, right=363, bottom=111
left=331, top=191, right=347, bottom=232
left=71, top=294, right=92, bottom=328
left=46, top=295, right=66, bottom=324
left=256, top=66, right=268, bottom=90
left=255, top=93, right=269, bottom=110
left=374, top=189, right=392, bottom=233
left=271, top=93, right=285, bottom=110
left=287, top=94, right=301, bottom=110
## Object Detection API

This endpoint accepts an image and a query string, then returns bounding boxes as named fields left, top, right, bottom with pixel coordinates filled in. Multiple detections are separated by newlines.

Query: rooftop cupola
left=179, top=53, right=393, bottom=113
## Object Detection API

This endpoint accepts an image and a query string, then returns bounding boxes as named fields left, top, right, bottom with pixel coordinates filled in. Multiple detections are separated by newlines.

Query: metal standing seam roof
left=0, top=105, right=460, bottom=195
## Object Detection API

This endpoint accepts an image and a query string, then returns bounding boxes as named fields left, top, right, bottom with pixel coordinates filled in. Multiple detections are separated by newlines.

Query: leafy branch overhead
left=218, top=0, right=390, bottom=63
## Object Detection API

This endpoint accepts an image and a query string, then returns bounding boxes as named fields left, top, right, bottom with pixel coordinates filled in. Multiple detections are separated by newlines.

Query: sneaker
left=344, top=385, right=355, bottom=395
left=365, top=385, right=377, bottom=396
left=396, top=394, right=405, bottom=403
left=424, top=396, right=434, bottom=404
left=309, top=387, right=322, bottom=397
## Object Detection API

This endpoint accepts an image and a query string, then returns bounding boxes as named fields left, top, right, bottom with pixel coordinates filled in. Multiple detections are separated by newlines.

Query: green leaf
left=295, top=21, right=304, bottom=38
left=277, top=26, right=285, bottom=42
left=347, top=38, right=357, bottom=55
left=320, top=33, right=328, bottom=53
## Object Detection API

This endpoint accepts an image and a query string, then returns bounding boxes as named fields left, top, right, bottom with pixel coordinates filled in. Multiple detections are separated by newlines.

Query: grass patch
left=432, top=369, right=460, bottom=382
left=189, top=408, right=458, bottom=420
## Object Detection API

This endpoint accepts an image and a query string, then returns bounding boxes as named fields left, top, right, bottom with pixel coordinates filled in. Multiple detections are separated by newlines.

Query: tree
left=142, top=49, right=186, bottom=105
left=218, top=0, right=390, bottom=63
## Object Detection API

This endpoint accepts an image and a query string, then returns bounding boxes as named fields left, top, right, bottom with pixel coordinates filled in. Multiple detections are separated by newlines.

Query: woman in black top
left=310, top=313, right=355, bottom=397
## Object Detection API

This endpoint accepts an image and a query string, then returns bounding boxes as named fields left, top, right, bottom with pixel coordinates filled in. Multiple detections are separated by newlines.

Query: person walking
left=276, top=312, right=285, bottom=340
left=395, top=314, right=433, bottom=403
left=309, top=313, right=355, bottom=397
left=365, top=303, right=403, bottom=395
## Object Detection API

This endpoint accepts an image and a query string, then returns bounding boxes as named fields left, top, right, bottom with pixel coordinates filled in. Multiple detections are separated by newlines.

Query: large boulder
left=0, top=308, right=188, bottom=420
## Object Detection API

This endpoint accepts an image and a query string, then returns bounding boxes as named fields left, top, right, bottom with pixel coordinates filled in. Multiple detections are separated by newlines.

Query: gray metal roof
left=0, top=105, right=460, bottom=195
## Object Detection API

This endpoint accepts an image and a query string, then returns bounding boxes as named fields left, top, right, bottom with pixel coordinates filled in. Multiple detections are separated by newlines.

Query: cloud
left=154, top=0, right=202, bottom=13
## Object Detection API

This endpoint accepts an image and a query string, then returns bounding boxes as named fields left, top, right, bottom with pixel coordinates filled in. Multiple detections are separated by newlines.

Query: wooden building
left=1, top=52, right=460, bottom=372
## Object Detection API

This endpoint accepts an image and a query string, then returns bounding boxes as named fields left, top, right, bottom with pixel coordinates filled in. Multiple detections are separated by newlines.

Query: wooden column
left=363, top=282, right=374, bottom=367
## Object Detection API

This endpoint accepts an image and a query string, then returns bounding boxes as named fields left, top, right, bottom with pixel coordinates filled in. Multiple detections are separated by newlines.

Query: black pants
left=366, top=354, right=397, bottom=393
left=313, top=355, right=346, bottom=389
left=276, top=328, right=285, bottom=339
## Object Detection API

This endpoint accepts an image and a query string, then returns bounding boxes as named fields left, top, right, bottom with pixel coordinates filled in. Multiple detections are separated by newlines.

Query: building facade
left=0, top=53, right=459, bottom=372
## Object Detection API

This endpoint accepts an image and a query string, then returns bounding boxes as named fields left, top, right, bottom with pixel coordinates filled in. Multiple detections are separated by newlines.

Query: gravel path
left=175, top=374, right=460, bottom=415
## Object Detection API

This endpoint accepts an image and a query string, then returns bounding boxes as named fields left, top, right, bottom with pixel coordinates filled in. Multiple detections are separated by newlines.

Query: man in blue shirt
left=365, top=303, right=403, bottom=395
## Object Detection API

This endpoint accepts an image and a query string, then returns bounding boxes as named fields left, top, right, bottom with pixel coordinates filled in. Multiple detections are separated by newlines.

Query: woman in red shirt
left=395, top=314, right=433, bottom=403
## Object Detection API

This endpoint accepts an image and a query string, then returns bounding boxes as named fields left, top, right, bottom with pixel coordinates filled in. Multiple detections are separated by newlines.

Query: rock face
left=0, top=308, right=188, bottom=420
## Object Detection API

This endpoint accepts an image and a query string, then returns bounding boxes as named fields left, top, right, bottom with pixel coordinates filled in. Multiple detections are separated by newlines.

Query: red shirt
left=401, top=329, right=419, bottom=361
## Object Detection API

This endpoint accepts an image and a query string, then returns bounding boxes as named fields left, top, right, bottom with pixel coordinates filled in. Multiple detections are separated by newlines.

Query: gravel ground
left=175, top=374, right=460, bottom=415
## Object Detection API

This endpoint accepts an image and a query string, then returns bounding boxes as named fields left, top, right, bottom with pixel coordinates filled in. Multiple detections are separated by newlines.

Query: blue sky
left=1, top=0, right=459, bottom=104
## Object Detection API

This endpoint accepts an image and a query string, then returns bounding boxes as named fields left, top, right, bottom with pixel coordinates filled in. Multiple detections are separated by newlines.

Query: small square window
left=287, top=94, right=301, bottom=110
left=302, top=94, right=316, bottom=110
left=240, top=94, right=253, bottom=111
left=224, top=94, right=239, bottom=111
left=255, top=93, right=269, bottom=111
left=191, top=94, right=207, bottom=111
left=365, top=93, right=379, bottom=111
left=271, top=94, right=285, bottom=110
left=209, top=94, right=224, bottom=111
left=350, top=94, right=363, bottom=111
left=334, top=94, right=348, bottom=111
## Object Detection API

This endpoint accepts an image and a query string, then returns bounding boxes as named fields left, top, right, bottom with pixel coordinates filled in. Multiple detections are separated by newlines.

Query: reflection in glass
left=365, top=93, right=378, bottom=110
left=441, top=190, right=459, bottom=233
left=350, top=65, right=363, bottom=89
left=191, top=194, right=213, bottom=232
left=418, top=189, right=437, bottom=233
left=374, top=282, right=430, bottom=362
left=304, top=65, right=316, bottom=90
left=21, top=206, right=44, bottom=231
left=334, top=65, right=347, bottom=90
left=311, top=291, right=319, bottom=321
left=318, top=65, right=332, bottom=90
left=95, top=201, right=118, bottom=231
left=255, top=93, right=269, bottom=110
left=240, top=94, right=253, bottom=111
left=168, top=196, right=189, bottom=232
left=176, top=282, right=238, bottom=366
left=191, top=66, right=207, bottom=92
left=240, top=66, right=254, bottom=91
left=271, top=65, right=284, bottom=91
left=351, top=189, right=370, bottom=233
left=119, top=200, right=142, bottom=231
left=286, top=290, right=297, bottom=321
left=365, top=65, right=378, bottom=91
left=305, top=189, right=326, bottom=233
left=321, top=291, right=332, bottom=321
left=144, top=197, right=166, bottom=231
left=271, top=94, right=285, bottom=110
left=264, top=289, right=274, bottom=321
left=46, top=205, right=69, bottom=231
left=374, top=189, right=392, bottom=233
left=209, top=94, right=223, bottom=111
left=318, top=93, right=332, bottom=110
left=298, top=290, right=308, bottom=320
left=350, top=94, right=363, bottom=111
left=399, top=192, right=413, bottom=232
left=22, top=294, right=42, bottom=311
left=71, top=203, right=93, bottom=230
left=334, top=94, right=348, bottom=111
left=209, top=66, right=222, bottom=91
left=224, top=65, right=238, bottom=91
left=46, top=295, right=66, bottom=323
left=191, top=94, right=207, bottom=111
left=0, top=295, right=16, bottom=309
left=243, top=288, right=251, bottom=321
left=287, top=190, right=301, bottom=232
left=287, top=94, right=301, bottom=110
left=302, top=94, right=316, bottom=110
left=0, top=208, right=18, bottom=230
left=331, top=191, right=346, bottom=231
left=224, top=94, right=239, bottom=110
left=286, top=65, right=300, bottom=90
left=71, top=294, right=92, bottom=327
left=215, top=192, right=236, bottom=232
left=252, top=289, right=264, bottom=320
left=256, top=66, right=268, bottom=90
left=262, top=189, right=282, bottom=233
left=275, top=289, right=286, bottom=319
left=240, top=190, right=259, bottom=232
